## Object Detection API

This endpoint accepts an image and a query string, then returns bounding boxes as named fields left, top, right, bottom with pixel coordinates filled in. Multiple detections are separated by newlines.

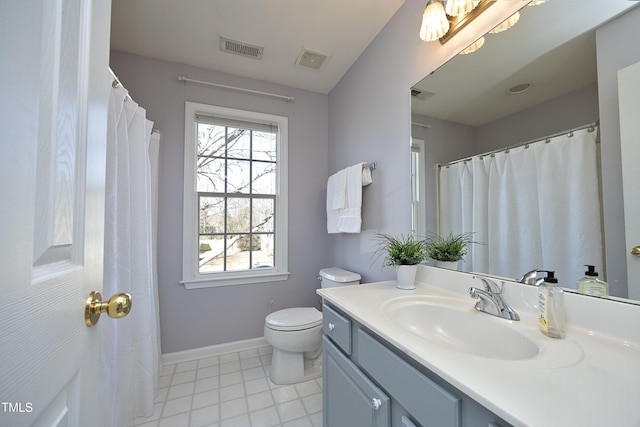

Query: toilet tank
left=319, top=267, right=361, bottom=288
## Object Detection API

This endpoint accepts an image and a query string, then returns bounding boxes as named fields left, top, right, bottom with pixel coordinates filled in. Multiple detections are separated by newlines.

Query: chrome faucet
left=518, top=269, right=545, bottom=286
left=468, top=275, right=520, bottom=321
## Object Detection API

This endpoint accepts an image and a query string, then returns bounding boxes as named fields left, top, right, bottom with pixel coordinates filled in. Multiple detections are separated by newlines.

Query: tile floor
left=134, top=346, right=323, bottom=427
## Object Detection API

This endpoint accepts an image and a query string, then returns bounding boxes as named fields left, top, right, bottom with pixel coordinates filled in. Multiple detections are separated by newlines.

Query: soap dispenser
left=538, top=271, right=565, bottom=339
left=576, top=265, right=609, bottom=297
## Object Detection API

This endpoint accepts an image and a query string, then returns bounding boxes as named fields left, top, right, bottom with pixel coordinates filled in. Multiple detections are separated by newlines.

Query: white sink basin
left=382, top=297, right=540, bottom=360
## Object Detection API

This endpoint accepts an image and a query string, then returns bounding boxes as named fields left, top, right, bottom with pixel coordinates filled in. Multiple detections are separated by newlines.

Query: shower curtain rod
left=412, top=121, right=432, bottom=129
left=108, top=67, right=133, bottom=102
left=109, top=67, right=157, bottom=135
left=438, top=121, right=599, bottom=168
left=177, top=75, right=295, bottom=102
left=109, top=67, right=122, bottom=88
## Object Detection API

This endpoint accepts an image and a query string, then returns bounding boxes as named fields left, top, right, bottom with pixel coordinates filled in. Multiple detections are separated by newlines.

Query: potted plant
left=425, top=232, right=476, bottom=270
left=372, top=233, right=427, bottom=290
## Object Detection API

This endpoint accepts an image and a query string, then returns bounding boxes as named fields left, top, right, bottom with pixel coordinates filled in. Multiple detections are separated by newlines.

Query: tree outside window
left=195, top=120, right=276, bottom=273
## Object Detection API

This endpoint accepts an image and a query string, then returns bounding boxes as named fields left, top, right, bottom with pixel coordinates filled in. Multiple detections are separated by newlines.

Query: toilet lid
left=265, top=307, right=322, bottom=331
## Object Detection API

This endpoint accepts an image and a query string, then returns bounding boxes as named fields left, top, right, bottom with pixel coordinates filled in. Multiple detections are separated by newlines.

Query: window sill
left=181, top=271, right=290, bottom=289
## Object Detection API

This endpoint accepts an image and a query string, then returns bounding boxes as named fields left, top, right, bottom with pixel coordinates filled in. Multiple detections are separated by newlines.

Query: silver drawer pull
left=371, top=397, right=382, bottom=410
left=328, top=322, right=335, bottom=331
left=401, top=416, right=418, bottom=427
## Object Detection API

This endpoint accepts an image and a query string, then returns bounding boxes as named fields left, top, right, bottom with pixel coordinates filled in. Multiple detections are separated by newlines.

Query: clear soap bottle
left=538, top=271, right=565, bottom=339
left=576, top=264, right=609, bottom=297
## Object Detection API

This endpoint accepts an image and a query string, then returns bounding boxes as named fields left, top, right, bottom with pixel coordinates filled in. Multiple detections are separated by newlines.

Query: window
left=182, top=102, right=289, bottom=288
left=411, top=138, right=426, bottom=238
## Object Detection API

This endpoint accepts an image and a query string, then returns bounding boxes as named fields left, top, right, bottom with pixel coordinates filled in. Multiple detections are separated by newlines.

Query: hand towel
left=326, top=173, right=340, bottom=233
left=362, top=164, right=372, bottom=187
left=331, top=169, right=347, bottom=210
left=327, top=163, right=372, bottom=234
left=337, top=163, right=365, bottom=233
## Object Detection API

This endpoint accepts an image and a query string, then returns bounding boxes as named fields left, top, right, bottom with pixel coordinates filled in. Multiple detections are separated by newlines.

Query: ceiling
left=110, top=0, right=405, bottom=95
left=411, top=1, right=638, bottom=127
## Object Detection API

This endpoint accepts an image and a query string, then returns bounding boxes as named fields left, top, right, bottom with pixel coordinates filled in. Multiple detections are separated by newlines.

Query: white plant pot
left=396, top=265, right=418, bottom=290
left=434, top=260, right=460, bottom=270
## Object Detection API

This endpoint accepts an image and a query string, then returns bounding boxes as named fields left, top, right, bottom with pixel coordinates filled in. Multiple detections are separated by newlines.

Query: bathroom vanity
left=317, top=266, right=640, bottom=427
left=322, top=303, right=510, bottom=427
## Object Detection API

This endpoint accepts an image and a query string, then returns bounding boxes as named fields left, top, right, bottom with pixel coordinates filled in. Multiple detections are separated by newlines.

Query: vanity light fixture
left=419, top=0, right=523, bottom=55
left=420, top=0, right=494, bottom=45
left=419, top=1, right=450, bottom=42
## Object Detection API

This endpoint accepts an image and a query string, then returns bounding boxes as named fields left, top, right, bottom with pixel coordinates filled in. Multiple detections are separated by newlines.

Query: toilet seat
left=265, top=307, right=322, bottom=331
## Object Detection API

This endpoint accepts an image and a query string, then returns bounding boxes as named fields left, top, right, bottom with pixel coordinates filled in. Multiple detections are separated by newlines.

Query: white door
left=618, top=61, right=640, bottom=300
left=0, top=0, right=112, bottom=426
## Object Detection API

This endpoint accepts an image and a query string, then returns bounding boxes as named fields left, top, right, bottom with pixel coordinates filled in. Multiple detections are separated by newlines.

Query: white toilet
left=264, top=267, right=361, bottom=384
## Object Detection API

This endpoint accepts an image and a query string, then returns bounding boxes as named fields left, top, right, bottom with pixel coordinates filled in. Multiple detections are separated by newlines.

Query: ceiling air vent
left=220, top=37, right=264, bottom=60
left=410, top=89, right=436, bottom=100
left=295, top=47, right=332, bottom=71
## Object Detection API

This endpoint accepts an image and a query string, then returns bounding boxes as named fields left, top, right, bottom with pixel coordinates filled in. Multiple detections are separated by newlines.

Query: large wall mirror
left=410, top=1, right=639, bottom=303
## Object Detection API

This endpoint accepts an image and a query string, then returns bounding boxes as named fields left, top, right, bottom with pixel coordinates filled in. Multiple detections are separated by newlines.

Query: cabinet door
left=358, top=329, right=461, bottom=427
left=323, top=336, right=390, bottom=427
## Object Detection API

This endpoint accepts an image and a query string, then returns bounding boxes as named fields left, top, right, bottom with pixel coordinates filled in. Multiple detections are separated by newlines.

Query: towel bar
left=364, top=162, right=377, bottom=170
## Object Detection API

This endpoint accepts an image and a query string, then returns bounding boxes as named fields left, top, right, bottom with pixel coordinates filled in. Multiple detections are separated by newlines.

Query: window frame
left=182, top=102, right=289, bottom=289
left=411, top=138, right=426, bottom=238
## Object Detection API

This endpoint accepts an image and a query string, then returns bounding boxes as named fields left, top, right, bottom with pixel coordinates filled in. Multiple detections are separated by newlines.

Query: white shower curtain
left=439, top=127, right=603, bottom=287
left=102, top=74, right=161, bottom=426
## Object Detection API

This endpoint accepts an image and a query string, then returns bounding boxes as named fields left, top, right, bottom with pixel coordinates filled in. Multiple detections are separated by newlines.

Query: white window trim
left=411, top=138, right=426, bottom=238
left=181, top=102, right=289, bottom=289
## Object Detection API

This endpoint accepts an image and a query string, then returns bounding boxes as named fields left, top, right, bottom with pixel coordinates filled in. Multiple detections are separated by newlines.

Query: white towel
left=331, top=169, right=347, bottom=210
left=327, top=163, right=371, bottom=234
left=326, top=173, right=341, bottom=233
left=337, top=163, right=364, bottom=232
left=362, top=165, right=372, bottom=187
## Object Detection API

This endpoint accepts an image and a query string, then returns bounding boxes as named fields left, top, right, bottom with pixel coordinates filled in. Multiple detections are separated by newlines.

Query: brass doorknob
left=632, top=246, right=640, bottom=257
left=85, top=291, right=132, bottom=327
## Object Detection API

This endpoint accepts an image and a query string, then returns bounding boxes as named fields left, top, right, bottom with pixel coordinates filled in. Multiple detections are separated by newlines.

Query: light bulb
left=445, top=0, right=476, bottom=17
left=420, top=1, right=450, bottom=42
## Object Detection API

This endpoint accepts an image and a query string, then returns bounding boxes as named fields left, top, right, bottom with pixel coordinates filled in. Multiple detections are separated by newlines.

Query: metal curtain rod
left=109, top=67, right=133, bottom=102
left=178, top=76, right=295, bottom=102
left=109, top=67, right=158, bottom=134
left=438, top=121, right=599, bottom=169
left=108, top=67, right=122, bottom=88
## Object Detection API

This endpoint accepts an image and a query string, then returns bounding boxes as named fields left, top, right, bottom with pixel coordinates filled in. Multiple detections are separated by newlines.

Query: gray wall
left=110, top=52, right=330, bottom=353
left=476, top=84, right=599, bottom=153
left=596, top=5, right=640, bottom=297
left=411, top=117, right=477, bottom=237
left=326, top=1, right=524, bottom=282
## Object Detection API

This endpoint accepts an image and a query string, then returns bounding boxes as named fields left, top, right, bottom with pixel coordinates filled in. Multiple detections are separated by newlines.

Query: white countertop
left=317, top=266, right=640, bottom=427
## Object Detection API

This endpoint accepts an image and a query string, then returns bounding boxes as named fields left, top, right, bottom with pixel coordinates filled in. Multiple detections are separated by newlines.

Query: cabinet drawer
left=323, top=336, right=390, bottom=427
left=358, top=329, right=461, bottom=427
left=323, top=303, right=352, bottom=355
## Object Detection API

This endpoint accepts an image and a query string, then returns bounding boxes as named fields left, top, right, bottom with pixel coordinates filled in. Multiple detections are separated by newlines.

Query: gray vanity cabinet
left=322, top=303, right=512, bottom=427
left=323, top=336, right=390, bottom=427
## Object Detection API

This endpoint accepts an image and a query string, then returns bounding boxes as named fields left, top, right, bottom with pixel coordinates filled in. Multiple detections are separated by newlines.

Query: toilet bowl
left=264, top=267, right=361, bottom=384
left=264, top=307, right=323, bottom=385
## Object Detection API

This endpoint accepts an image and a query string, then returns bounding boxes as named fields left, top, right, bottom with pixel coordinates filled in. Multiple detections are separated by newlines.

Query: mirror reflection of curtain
left=439, top=127, right=603, bottom=287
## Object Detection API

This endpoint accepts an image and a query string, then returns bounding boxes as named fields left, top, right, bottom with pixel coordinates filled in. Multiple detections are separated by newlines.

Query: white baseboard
left=162, top=336, right=270, bottom=366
